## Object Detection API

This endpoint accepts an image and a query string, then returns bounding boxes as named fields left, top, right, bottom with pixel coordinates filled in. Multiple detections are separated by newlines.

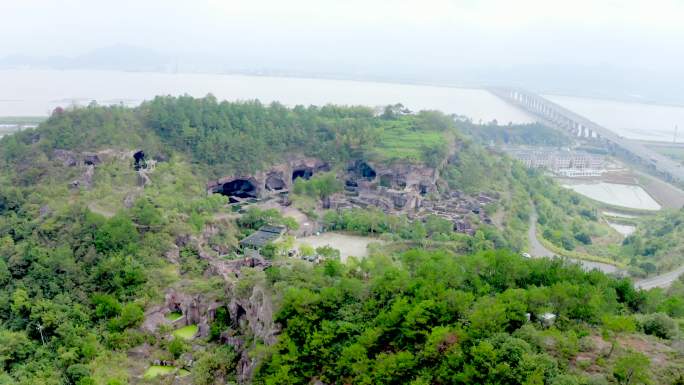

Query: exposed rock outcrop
left=332, top=160, right=438, bottom=214
left=82, top=153, right=102, bottom=166
left=70, top=164, right=95, bottom=190
left=142, top=288, right=223, bottom=338
left=55, top=148, right=158, bottom=191
left=164, top=244, right=180, bottom=264
left=141, top=280, right=278, bottom=384
left=123, top=191, right=141, bottom=209
left=229, top=285, right=277, bottom=345
left=53, top=149, right=78, bottom=167
left=372, top=161, right=439, bottom=192
left=206, top=157, right=330, bottom=198
left=230, top=284, right=279, bottom=383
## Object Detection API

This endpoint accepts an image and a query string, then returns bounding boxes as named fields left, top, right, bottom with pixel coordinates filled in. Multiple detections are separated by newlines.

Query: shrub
left=639, top=313, right=678, bottom=339
left=66, top=364, right=90, bottom=383
left=108, top=303, right=144, bottom=332
left=169, top=338, right=188, bottom=359
left=92, top=293, right=122, bottom=319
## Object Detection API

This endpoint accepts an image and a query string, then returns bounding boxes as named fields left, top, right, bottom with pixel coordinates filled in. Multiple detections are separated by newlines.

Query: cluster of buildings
left=505, top=147, right=607, bottom=177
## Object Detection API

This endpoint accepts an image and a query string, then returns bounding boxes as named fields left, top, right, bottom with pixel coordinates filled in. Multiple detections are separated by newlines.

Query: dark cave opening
left=348, top=160, right=376, bottom=181
left=133, top=150, right=146, bottom=171
left=292, top=168, right=314, bottom=181
left=358, top=161, right=376, bottom=180
left=419, top=182, right=429, bottom=195
left=219, top=179, right=257, bottom=200
left=234, top=304, right=247, bottom=325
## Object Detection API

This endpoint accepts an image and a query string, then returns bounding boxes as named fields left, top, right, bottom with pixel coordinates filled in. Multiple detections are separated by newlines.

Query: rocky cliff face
left=229, top=284, right=279, bottom=382
left=206, top=156, right=330, bottom=198
left=54, top=148, right=154, bottom=190
left=142, top=280, right=279, bottom=384
left=332, top=159, right=440, bottom=214
left=142, top=288, right=222, bottom=337
left=370, top=161, right=439, bottom=191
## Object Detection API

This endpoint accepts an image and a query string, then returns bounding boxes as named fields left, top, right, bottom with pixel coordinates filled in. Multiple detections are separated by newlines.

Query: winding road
left=635, top=266, right=684, bottom=290
left=527, top=209, right=682, bottom=289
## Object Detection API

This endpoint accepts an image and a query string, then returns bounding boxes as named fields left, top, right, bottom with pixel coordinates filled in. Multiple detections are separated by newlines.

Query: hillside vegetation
left=461, top=121, right=572, bottom=147
left=257, top=250, right=684, bottom=385
left=0, top=96, right=683, bottom=384
left=622, top=208, right=684, bottom=273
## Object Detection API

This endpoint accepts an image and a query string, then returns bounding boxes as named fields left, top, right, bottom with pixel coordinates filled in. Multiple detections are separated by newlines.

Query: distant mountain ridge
left=2, top=45, right=683, bottom=106
left=0, top=44, right=171, bottom=72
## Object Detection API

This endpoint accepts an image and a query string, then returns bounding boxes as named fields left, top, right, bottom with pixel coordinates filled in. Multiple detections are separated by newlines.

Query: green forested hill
left=1, top=97, right=683, bottom=385
left=1, top=98, right=453, bottom=179
left=622, top=208, right=684, bottom=272
left=257, top=250, right=684, bottom=385
left=460, top=121, right=572, bottom=147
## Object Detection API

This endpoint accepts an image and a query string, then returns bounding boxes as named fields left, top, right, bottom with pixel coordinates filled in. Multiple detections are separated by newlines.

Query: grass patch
left=166, top=311, right=183, bottom=321
left=144, top=365, right=190, bottom=379
left=173, top=324, right=199, bottom=340
left=144, top=366, right=174, bottom=379
left=537, top=229, right=626, bottom=268
left=370, top=120, right=447, bottom=163
left=647, top=145, right=684, bottom=163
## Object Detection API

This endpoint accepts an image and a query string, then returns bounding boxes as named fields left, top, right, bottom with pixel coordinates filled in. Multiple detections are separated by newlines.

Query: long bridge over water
left=488, top=87, right=684, bottom=183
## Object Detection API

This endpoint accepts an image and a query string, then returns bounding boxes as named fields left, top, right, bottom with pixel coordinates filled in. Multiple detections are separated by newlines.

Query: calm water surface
left=606, top=221, right=636, bottom=237
left=0, top=69, right=532, bottom=123
left=4, top=69, right=682, bottom=143
left=561, top=181, right=661, bottom=211
left=0, top=70, right=684, bottom=142
left=546, top=95, right=684, bottom=143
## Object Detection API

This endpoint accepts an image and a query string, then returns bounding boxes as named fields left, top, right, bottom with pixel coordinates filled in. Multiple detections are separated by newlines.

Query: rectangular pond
left=607, top=221, right=637, bottom=237
left=561, top=181, right=661, bottom=211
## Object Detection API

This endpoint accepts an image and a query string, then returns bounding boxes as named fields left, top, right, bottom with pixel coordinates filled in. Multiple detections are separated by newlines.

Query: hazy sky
left=2, top=0, right=684, bottom=99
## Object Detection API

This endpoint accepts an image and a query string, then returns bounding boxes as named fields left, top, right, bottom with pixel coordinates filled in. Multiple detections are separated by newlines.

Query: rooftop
left=239, top=225, right=286, bottom=249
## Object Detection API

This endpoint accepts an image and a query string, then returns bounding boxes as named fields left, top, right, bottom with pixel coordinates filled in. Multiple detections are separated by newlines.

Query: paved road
left=527, top=211, right=555, bottom=258
left=527, top=209, right=683, bottom=289
left=527, top=210, right=621, bottom=274
left=635, top=266, right=684, bottom=290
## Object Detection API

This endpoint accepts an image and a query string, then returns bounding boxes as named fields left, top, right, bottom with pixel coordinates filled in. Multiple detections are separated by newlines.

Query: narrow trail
left=527, top=207, right=683, bottom=289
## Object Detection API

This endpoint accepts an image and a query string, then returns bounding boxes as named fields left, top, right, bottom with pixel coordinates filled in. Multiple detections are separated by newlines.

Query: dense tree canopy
left=256, top=249, right=680, bottom=384
left=0, top=96, right=683, bottom=384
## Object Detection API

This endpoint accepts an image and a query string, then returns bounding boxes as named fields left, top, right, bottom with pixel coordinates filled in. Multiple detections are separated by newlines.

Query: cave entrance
left=234, top=304, right=247, bottom=326
left=292, top=167, right=313, bottom=181
left=265, top=175, right=286, bottom=191
left=219, top=179, right=257, bottom=201
left=419, top=182, right=430, bottom=195
left=133, top=150, right=146, bottom=171
left=357, top=161, right=376, bottom=180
